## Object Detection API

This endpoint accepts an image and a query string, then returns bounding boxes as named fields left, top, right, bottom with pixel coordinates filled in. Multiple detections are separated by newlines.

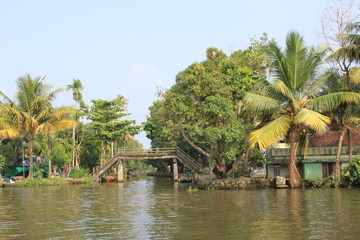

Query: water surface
left=0, top=177, right=359, bottom=239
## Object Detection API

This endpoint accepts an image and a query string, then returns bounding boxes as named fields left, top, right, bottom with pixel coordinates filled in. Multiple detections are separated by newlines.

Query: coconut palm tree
left=325, top=22, right=360, bottom=172
left=67, top=79, right=85, bottom=169
left=38, top=106, right=76, bottom=177
left=244, top=32, right=360, bottom=188
left=0, top=74, right=62, bottom=178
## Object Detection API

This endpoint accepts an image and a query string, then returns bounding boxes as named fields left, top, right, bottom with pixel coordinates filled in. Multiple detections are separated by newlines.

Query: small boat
left=105, top=177, right=118, bottom=183
left=178, top=174, right=192, bottom=183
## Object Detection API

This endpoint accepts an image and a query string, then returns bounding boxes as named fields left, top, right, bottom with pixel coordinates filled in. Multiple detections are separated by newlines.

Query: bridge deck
left=92, top=148, right=201, bottom=180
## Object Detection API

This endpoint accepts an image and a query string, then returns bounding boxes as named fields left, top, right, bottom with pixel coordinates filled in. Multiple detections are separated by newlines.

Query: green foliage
left=0, top=154, right=6, bottom=173
left=308, top=177, right=324, bottom=188
left=14, top=177, right=67, bottom=187
left=187, top=186, right=198, bottom=192
left=248, top=150, right=265, bottom=168
left=144, top=37, right=272, bottom=175
left=88, top=96, right=141, bottom=144
left=70, top=168, right=89, bottom=178
left=80, top=127, right=101, bottom=169
left=323, top=175, right=339, bottom=187
left=81, top=177, right=95, bottom=184
left=342, top=157, right=360, bottom=186
left=51, top=139, right=71, bottom=167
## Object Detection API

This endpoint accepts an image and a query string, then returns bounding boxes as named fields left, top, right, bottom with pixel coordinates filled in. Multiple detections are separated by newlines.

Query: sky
left=0, top=0, right=355, bottom=148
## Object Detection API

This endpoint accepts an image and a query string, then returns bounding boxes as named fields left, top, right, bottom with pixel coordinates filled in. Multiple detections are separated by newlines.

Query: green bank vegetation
left=1, top=1, right=360, bottom=188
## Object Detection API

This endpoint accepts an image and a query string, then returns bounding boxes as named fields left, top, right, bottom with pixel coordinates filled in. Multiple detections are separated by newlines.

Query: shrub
left=342, top=158, right=360, bottom=187
left=70, top=168, right=89, bottom=178
left=14, top=178, right=67, bottom=187
left=308, top=177, right=323, bottom=188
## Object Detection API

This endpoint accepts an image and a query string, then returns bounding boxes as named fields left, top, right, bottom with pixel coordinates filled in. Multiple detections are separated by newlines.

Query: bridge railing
left=117, top=148, right=177, bottom=155
left=176, top=147, right=201, bottom=171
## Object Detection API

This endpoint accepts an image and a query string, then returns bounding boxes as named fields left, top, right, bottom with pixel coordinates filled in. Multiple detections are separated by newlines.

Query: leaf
left=294, top=108, right=330, bottom=131
left=249, top=115, right=291, bottom=150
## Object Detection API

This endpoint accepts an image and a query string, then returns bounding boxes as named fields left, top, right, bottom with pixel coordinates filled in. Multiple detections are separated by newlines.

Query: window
left=322, top=163, right=335, bottom=178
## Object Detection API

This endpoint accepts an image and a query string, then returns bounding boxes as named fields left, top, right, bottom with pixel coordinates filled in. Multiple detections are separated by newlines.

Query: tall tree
left=320, top=1, right=360, bottom=168
left=244, top=32, right=360, bottom=187
left=88, top=96, right=141, bottom=167
left=0, top=74, right=63, bottom=178
left=66, top=79, right=85, bottom=169
left=38, top=106, right=76, bottom=177
left=162, top=47, right=259, bottom=178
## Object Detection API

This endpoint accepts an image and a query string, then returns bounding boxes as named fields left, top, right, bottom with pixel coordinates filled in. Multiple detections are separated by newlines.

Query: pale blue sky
left=0, top=0, right=350, bottom=148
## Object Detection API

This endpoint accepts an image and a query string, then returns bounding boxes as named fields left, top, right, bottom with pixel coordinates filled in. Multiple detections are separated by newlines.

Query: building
left=266, top=131, right=360, bottom=179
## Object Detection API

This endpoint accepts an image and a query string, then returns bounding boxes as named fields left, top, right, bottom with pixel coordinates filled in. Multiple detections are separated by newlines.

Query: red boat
left=105, top=177, right=118, bottom=183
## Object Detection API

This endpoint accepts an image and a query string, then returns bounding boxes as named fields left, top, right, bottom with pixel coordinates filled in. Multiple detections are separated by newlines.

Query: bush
left=69, top=168, right=89, bottom=178
left=308, top=177, right=324, bottom=188
left=342, top=158, right=360, bottom=187
left=14, top=178, right=67, bottom=187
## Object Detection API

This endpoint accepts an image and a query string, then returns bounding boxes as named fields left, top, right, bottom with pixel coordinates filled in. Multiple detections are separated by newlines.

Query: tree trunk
left=335, top=129, right=346, bottom=181
left=347, top=129, right=353, bottom=164
left=100, top=141, right=105, bottom=168
left=72, top=127, right=76, bottom=167
left=179, top=127, right=237, bottom=178
left=111, top=141, right=114, bottom=159
left=28, top=137, right=34, bottom=179
left=241, top=147, right=251, bottom=175
left=47, top=135, right=52, bottom=178
left=288, top=128, right=301, bottom=188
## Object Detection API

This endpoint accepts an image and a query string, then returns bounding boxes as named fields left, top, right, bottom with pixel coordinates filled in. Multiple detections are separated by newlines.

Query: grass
left=14, top=177, right=68, bottom=187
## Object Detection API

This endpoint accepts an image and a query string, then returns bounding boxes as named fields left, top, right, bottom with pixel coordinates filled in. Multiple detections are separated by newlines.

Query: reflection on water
left=0, top=177, right=360, bottom=239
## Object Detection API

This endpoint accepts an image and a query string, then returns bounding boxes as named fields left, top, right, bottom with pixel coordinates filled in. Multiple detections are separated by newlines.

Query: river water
left=0, top=176, right=360, bottom=240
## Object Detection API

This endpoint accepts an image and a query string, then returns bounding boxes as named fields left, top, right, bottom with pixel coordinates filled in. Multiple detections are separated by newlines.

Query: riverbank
left=193, top=175, right=357, bottom=189
left=0, top=177, right=94, bottom=187
left=193, top=175, right=275, bottom=190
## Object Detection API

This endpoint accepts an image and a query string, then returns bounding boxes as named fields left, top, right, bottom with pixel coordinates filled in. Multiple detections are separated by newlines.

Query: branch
left=178, top=126, right=215, bottom=161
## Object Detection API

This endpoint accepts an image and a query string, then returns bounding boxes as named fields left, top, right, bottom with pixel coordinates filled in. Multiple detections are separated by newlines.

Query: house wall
left=267, top=164, right=289, bottom=178
left=303, top=163, right=322, bottom=179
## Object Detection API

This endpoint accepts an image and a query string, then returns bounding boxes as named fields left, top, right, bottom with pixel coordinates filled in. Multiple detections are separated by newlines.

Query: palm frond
left=350, top=68, right=360, bottom=84
left=0, top=129, right=19, bottom=139
left=243, top=92, right=279, bottom=113
left=268, top=40, right=292, bottom=88
left=272, top=79, right=295, bottom=101
left=294, top=108, right=330, bottom=131
left=249, top=115, right=291, bottom=150
left=311, top=92, right=360, bottom=112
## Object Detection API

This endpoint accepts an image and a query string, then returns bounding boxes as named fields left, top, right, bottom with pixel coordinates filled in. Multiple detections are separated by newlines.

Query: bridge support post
left=117, top=159, right=124, bottom=182
left=173, top=159, right=178, bottom=181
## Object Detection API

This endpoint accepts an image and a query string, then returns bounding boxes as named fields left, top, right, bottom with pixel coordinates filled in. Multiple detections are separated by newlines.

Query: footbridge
left=92, top=147, right=201, bottom=181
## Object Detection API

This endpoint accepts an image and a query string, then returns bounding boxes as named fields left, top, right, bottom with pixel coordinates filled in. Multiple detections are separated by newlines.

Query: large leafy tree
left=0, top=74, right=65, bottom=178
left=161, top=47, right=260, bottom=178
left=87, top=96, right=141, bottom=167
left=244, top=32, right=360, bottom=187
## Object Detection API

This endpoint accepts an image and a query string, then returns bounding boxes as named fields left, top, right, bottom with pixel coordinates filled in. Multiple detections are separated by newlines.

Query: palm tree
left=320, top=70, right=360, bottom=180
left=38, top=106, right=76, bottom=177
left=0, top=74, right=62, bottom=178
left=244, top=32, right=360, bottom=188
left=66, top=79, right=84, bottom=169
left=326, top=22, right=360, bottom=169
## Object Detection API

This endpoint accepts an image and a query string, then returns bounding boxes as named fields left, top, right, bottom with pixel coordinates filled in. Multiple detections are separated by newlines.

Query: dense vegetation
left=1, top=1, right=359, bottom=188
left=0, top=77, right=146, bottom=180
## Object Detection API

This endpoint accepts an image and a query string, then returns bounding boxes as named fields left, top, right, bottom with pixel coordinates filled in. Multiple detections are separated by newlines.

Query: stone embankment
left=194, top=175, right=276, bottom=190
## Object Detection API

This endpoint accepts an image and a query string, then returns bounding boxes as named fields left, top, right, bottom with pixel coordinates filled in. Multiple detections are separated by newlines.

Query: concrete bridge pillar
left=173, top=158, right=178, bottom=181
left=118, top=159, right=124, bottom=182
